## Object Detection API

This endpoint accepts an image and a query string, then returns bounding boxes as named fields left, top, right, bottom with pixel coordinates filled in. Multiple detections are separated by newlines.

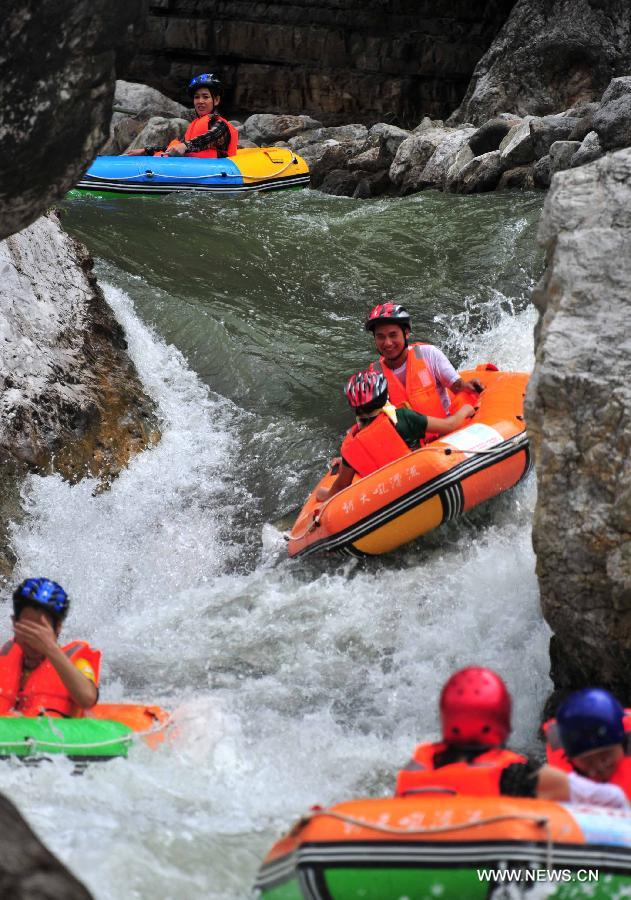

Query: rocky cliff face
left=122, top=0, right=514, bottom=126
left=0, top=212, right=159, bottom=582
left=526, top=149, right=631, bottom=699
left=0, top=0, right=145, bottom=241
left=450, top=0, right=631, bottom=125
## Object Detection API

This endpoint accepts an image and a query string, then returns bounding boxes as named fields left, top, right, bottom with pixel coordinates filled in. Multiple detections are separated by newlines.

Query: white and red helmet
left=344, top=370, right=389, bottom=414
left=365, top=302, right=411, bottom=333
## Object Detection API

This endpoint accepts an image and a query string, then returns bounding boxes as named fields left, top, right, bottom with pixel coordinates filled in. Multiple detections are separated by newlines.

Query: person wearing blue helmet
left=125, top=73, right=238, bottom=158
left=0, top=579, right=100, bottom=717
left=545, top=688, right=631, bottom=799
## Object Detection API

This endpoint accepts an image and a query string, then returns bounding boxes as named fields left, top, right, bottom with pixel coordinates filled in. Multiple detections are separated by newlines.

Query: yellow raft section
left=231, top=147, right=310, bottom=184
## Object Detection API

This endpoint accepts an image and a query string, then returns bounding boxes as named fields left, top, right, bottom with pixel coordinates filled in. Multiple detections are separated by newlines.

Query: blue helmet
left=12, top=578, right=69, bottom=622
left=557, top=688, right=625, bottom=758
left=188, top=73, right=222, bottom=98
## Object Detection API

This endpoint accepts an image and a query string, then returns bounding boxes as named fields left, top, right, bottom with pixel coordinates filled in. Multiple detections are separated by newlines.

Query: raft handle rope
left=299, top=807, right=555, bottom=870
left=0, top=713, right=174, bottom=753
left=90, top=152, right=301, bottom=182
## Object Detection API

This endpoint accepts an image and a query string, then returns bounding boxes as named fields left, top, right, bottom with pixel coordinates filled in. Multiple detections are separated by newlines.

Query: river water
left=4, top=188, right=550, bottom=899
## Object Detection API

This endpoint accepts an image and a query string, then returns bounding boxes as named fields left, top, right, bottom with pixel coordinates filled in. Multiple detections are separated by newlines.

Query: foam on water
left=3, top=277, right=550, bottom=897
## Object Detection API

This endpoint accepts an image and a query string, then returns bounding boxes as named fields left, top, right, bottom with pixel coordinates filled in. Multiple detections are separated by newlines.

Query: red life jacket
left=0, top=639, right=101, bottom=718
left=184, top=114, right=238, bottom=158
left=372, top=344, right=450, bottom=443
left=544, top=715, right=631, bottom=800
left=340, top=411, right=411, bottom=478
left=395, top=741, right=528, bottom=798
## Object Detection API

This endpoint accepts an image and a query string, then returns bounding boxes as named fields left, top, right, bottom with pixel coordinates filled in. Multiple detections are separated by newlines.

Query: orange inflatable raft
left=256, top=795, right=631, bottom=899
left=288, top=365, right=530, bottom=558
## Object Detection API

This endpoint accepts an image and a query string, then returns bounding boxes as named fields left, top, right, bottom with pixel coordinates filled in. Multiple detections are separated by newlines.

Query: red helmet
left=365, top=303, right=411, bottom=333
left=440, top=667, right=512, bottom=747
left=345, top=370, right=388, bottom=414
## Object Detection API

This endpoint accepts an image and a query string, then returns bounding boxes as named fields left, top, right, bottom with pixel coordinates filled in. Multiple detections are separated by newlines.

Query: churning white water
left=3, top=272, right=550, bottom=898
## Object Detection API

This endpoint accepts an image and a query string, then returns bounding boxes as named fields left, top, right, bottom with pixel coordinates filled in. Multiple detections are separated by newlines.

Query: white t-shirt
left=391, top=344, right=459, bottom=413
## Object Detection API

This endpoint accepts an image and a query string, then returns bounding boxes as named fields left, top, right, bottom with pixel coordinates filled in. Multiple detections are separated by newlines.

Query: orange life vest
left=544, top=714, right=631, bottom=800
left=373, top=344, right=449, bottom=421
left=184, top=114, right=238, bottom=158
left=395, top=741, right=528, bottom=798
left=340, top=411, right=411, bottom=478
left=0, top=639, right=101, bottom=718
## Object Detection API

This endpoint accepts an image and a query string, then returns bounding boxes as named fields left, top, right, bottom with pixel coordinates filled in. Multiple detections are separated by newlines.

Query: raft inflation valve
left=144, top=170, right=155, bottom=179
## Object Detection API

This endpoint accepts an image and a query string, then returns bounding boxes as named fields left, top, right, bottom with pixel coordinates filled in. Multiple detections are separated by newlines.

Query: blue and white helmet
left=12, top=578, right=69, bottom=622
left=188, top=73, right=222, bottom=97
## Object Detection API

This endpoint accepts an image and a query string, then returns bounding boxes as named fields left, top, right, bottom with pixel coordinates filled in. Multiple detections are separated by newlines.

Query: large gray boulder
left=0, top=792, right=92, bottom=898
left=592, top=76, right=631, bottom=150
left=549, top=140, right=582, bottom=174
left=450, top=0, right=631, bottom=126
left=289, top=124, right=368, bottom=152
left=127, top=117, right=190, bottom=152
left=100, top=112, right=145, bottom=155
left=114, top=79, right=190, bottom=122
left=469, top=115, right=522, bottom=156
left=526, top=147, right=631, bottom=698
left=419, top=128, right=476, bottom=190
left=368, top=124, right=411, bottom=163
left=448, top=150, right=505, bottom=193
left=570, top=130, right=603, bottom=167
left=389, top=127, right=451, bottom=194
left=0, top=1, right=145, bottom=240
left=530, top=115, right=581, bottom=159
left=499, top=120, right=536, bottom=167
left=241, top=113, right=322, bottom=145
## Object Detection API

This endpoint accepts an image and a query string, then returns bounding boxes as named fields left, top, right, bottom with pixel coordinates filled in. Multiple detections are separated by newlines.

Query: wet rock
left=445, top=145, right=475, bottom=186
left=526, top=147, right=631, bottom=698
left=127, top=117, right=190, bottom=152
left=533, top=154, right=552, bottom=188
left=450, top=1, right=631, bottom=125
left=318, top=169, right=360, bottom=197
left=0, top=791, right=93, bottom=898
left=530, top=115, right=581, bottom=159
left=368, top=124, right=411, bottom=164
left=419, top=128, right=476, bottom=190
left=241, top=113, right=321, bottom=146
left=469, top=116, right=521, bottom=156
left=592, top=76, right=631, bottom=150
left=497, top=165, right=535, bottom=190
left=0, top=212, right=160, bottom=486
left=570, top=130, right=603, bottom=167
left=499, top=120, right=536, bottom=167
left=0, top=2, right=145, bottom=240
left=448, top=150, right=505, bottom=194
left=389, top=128, right=451, bottom=194
left=301, top=140, right=359, bottom=183
left=549, top=140, right=582, bottom=174
left=353, top=170, right=391, bottom=200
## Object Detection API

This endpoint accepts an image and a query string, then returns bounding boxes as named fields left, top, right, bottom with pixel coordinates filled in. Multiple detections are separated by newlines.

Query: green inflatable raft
left=0, top=716, right=134, bottom=760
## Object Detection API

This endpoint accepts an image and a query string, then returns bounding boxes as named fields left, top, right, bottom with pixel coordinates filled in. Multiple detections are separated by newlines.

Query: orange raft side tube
left=288, top=366, right=530, bottom=558
left=88, top=703, right=171, bottom=749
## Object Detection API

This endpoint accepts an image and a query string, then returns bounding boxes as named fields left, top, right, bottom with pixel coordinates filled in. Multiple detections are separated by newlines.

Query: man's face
left=13, top=606, right=59, bottom=656
left=373, top=323, right=408, bottom=362
left=193, top=88, right=217, bottom=117
left=571, top=744, right=624, bottom=782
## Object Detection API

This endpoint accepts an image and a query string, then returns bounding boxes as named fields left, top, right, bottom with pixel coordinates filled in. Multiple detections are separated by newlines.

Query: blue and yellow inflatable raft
left=73, top=148, right=310, bottom=197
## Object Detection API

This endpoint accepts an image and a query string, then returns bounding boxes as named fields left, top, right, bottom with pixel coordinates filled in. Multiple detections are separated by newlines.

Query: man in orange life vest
left=395, top=667, right=629, bottom=808
left=316, top=370, right=475, bottom=502
left=366, top=304, right=483, bottom=433
left=0, top=578, right=100, bottom=717
left=125, top=73, right=238, bottom=159
left=544, top=688, right=631, bottom=799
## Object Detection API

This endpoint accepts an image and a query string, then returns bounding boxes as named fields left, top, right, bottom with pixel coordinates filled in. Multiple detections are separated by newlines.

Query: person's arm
left=13, top=617, right=98, bottom=709
left=425, top=404, right=476, bottom=435
left=315, top=460, right=355, bottom=502
left=451, top=376, right=484, bottom=395
left=167, top=117, right=232, bottom=157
